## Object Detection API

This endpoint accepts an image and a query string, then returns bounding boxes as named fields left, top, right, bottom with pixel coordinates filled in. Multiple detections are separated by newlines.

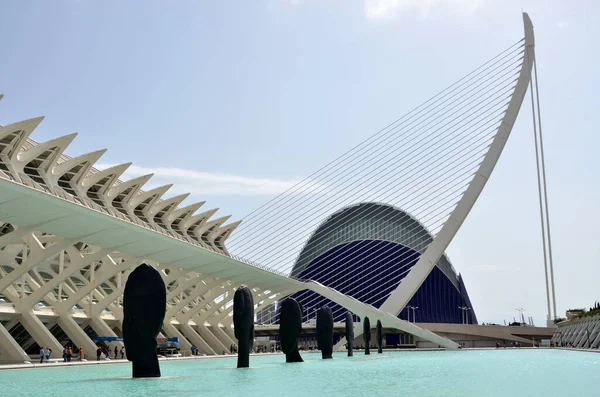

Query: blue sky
left=1, top=0, right=598, bottom=326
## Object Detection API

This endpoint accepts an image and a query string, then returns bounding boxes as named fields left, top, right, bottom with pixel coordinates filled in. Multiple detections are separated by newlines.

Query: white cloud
left=364, top=0, right=481, bottom=21
left=95, top=164, right=322, bottom=197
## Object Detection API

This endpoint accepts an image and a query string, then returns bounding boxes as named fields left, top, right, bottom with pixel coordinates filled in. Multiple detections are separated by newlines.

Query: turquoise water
left=0, top=350, right=598, bottom=396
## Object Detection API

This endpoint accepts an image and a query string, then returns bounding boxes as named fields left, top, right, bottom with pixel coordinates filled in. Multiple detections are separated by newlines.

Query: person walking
left=120, top=346, right=125, bottom=359
left=96, top=347, right=101, bottom=361
left=67, top=347, right=72, bottom=362
left=63, top=347, right=68, bottom=362
left=39, top=347, right=45, bottom=363
left=45, top=348, right=51, bottom=363
left=114, top=346, right=119, bottom=360
left=79, top=347, right=83, bottom=361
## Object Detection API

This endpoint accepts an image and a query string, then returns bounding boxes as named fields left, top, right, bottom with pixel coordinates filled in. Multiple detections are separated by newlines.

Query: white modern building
left=0, top=112, right=459, bottom=363
left=0, top=13, right=538, bottom=364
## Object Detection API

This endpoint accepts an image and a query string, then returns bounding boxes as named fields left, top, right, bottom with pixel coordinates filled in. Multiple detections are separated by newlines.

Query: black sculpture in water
left=316, top=306, right=334, bottom=359
left=345, top=312, right=354, bottom=357
left=376, top=320, right=383, bottom=354
left=233, top=285, right=254, bottom=368
left=363, top=316, right=371, bottom=355
left=122, top=263, right=166, bottom=378
left=279, top=298, right=303, bottom=363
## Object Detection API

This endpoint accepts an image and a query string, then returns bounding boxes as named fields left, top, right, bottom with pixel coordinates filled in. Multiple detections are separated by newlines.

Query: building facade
left=287, top=202, right=477, bottom=325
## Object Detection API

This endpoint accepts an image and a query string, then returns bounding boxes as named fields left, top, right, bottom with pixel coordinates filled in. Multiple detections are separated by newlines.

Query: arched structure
left=289, top=202, right=477, bottom=325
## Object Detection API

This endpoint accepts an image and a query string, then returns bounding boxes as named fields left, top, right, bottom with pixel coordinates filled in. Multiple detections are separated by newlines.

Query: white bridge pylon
left=380, top=13, right=536, bottom=316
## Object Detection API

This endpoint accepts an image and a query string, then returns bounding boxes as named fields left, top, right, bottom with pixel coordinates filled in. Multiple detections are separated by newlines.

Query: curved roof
left=291, top=202, right=459, bottom=288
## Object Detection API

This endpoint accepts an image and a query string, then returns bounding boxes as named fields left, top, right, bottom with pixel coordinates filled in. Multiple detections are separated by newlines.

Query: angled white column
left=22, top=246, right=109, bottom=309
left=161, top=321, right=193, bottom=353
left=179, top=322, right=217, bottom=355
left=56, top=315, right=98, bottom=357
left=0, top=236, right=76, bottom=292
left=54, top=257, right=138, bottom=311
left=0, top=322, right=30, bottom=363
left=19, top=309, right=64, bottom=358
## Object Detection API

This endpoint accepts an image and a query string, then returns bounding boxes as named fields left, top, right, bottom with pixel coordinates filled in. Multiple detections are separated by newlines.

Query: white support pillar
left=191, top=320, right=228, bottom=354
left=56, top=315, right=98, bottom=358
left=206, top=323, right=235, bottom=352
left=89, top=316, right=121, bottom=345
left=19, top=309, right=63, bottom=358
left=58, top=250, right=64, bottom=301
left=0, top=321, right=30, bottom=363
left=161, top=321, right=193, bottom=353
left=179, top=322, right=216, bottom=355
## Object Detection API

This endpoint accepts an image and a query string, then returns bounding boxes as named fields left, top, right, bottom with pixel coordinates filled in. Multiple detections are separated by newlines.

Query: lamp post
left=465, top=307, right=471, bottom=324
left=458, top=306, right=471, bottom=324
left=407, top=306, right=419, bottom=323
left=516, top=307, right=525, bottom=325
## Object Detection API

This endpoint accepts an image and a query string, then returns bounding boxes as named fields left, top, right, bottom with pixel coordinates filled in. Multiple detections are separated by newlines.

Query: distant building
left=287, top=202, right=478, bottom=325
left=256, top=302, right=277, bottom=324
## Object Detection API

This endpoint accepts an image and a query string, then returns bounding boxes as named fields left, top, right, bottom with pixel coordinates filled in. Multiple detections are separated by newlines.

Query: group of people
left=95, top=345, right=125, bottom=360
left=253, top=344, right=275, bottom=353
left=38, top=346, right=83, bottom=363
left=39, top=347, right=52, bottom=363
left=227, top=344, right=275, bottom=354
left=62, top=346, right=83, bottom=362
left=495, top=341, right=522, bottom=348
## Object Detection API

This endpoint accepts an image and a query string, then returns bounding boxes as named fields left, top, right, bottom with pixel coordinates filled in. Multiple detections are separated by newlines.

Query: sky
left=0, top=0, right=598, bottom=326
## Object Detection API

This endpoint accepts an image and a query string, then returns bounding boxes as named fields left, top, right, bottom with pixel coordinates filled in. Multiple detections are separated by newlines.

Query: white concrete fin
left=0, top=117, right=45, bottom=160
left=106, top=173, right=154, bottom=202
left=51, top=149, right=107, bottom=184
left=148, top=193, right=190, bottom=218
left=129, top=184, right=173, bottom=208
left=213, top=220, right=242, bottom=245
left=82, top=162, right=132, bottom=193
left=16, top=133, right=78, bottom=173
left=186, top=208, right=219, bottom=235
left=167, top=201, right=205, bottom=224
left=196, top=215, right=231, bottom=239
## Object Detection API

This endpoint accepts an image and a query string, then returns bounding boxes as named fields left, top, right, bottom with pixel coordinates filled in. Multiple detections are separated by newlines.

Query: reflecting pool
left=0, top=350, right=598, bottom=397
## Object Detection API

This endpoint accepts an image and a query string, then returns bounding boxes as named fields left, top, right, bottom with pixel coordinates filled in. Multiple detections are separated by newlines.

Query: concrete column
left=192, top=322, right=227, bottom=354
left=89, top=316, right=121, bottom=346
left=207, top=323, right=235, bottom=350
left=0, top=322, right=30, bottom=363
left=161, top=321, right=193, bottom=352
left=179, top=322, right=216, bottom=355
left=19, top=309, right=63, bottom=358
left=56, top=315, right=98, bottom=357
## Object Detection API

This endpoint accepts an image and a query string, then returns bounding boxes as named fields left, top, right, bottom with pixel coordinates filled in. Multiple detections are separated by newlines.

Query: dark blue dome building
left=289, top=202, right=477, bottom=325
